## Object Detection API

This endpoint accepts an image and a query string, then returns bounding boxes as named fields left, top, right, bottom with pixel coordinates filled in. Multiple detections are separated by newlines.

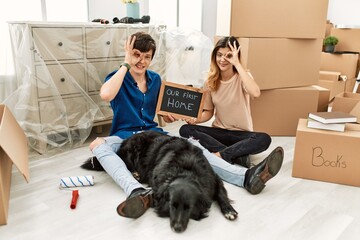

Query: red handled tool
left=70, top=190, right=79, bottom=209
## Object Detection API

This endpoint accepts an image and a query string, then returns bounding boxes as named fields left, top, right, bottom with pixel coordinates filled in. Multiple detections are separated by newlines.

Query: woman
left=179, top=36, right=275, bottom=168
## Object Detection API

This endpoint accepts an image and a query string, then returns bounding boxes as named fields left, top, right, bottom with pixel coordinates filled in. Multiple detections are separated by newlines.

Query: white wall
left=88, top=0, right=360, bottom=38
left=215, top=0, right=231, bottom=36
left=88, top=0, right=147, bottom=23
left=202, top=0, right=217, bottom=41
left=327, top=0, right=360, bottom=26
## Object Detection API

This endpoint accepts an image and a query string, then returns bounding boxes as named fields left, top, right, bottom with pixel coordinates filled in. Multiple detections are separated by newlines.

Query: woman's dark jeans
left=179, top=124, right=271, bottom=163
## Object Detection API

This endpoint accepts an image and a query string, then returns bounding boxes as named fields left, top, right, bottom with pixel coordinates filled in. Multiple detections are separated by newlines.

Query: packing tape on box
left=60, top=175, right=94, bottom=188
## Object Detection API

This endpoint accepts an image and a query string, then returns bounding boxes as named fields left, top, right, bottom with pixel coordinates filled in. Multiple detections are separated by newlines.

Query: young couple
left=87, top=32, right=284, bottom=219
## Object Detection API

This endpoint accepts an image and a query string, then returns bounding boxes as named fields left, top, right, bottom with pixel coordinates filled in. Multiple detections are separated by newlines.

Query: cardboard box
left=318, top=79, right=345, bottom=101
left=331, top=92, right=360, bottom=123
left=344, top=77, right=357, bottom=93
left=0, top=105, right=29, bottom=225
left=292, top=118, right=360, bottom=187
left=239, top=38, right=322, bottom=90
left=319, top=70, right=345, bottom=82
left=332, top=92, right=360, bottom=113
left=320, top=52, right=359, bottom=79
left=331, top=28, right=360, bottom=53
left=216, top=0, right=328, bottom=38
left=350, top=102, right=360, bottom=123
left=251, top=86, right=330, bottom=136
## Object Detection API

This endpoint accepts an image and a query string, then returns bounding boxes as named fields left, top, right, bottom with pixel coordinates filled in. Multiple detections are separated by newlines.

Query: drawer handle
left=106, top=41, right=110, bottom=45
left=60, top=78, right=65, bottom=82
left=58, top=42, right=63, bottom=47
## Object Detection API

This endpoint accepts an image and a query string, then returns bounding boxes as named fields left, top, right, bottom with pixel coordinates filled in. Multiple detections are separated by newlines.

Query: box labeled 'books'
left=293, top=119, right=360, bottom=187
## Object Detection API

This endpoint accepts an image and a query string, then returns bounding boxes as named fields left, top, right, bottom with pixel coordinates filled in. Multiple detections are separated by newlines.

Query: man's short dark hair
left=131, top=32, right=156, bottom=59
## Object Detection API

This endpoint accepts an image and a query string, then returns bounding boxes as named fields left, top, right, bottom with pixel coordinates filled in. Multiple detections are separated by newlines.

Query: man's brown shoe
left=244, top=146, right=284, bottom=195
left=116, top=188, right=153, bottom=218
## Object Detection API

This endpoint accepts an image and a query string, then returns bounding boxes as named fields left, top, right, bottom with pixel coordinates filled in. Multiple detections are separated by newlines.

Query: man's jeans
left=92, top=134, right=249, bottom=196
left=92, top=136, right=142, bottom=196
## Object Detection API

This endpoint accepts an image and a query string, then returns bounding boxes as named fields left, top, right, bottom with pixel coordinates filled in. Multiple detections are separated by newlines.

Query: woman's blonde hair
left=206, top=36, right=241, bottom=91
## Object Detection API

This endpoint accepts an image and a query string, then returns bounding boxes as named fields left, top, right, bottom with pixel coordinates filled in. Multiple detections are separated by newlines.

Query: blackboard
left=156, top=81, right=205, bottom=119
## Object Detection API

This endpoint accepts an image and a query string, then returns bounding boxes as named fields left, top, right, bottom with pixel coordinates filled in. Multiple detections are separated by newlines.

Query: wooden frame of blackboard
left=156, top=81, right=205, bottom=119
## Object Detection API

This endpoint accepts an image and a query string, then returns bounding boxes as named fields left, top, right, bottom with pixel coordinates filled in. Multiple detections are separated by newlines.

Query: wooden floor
left=1, top=122, right=360, bottom=240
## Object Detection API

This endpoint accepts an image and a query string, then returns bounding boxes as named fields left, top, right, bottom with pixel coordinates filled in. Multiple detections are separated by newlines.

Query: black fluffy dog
left=81, top=131, right=238, bottom=232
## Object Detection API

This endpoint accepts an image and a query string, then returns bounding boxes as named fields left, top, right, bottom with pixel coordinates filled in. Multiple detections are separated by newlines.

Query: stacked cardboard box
left=217, top=0, right=328, bottom=39
left=292, top=91, right=360, bottom=186
left=318, top=70, right=346, bottom=101
left=319, top=27, right=360, bottom=93
left=292, top=77, right=360, bottom=186
left=319, top=52, right=359, bottom=93
left=238, top=38, right=322, bottom=90
left=332, top=92, right=360, bottom=117
left=250, top=86, right=329, bottom=136
left=216, top=0, right=330, bottom=136
left=331, top=28, right=360, bottom=53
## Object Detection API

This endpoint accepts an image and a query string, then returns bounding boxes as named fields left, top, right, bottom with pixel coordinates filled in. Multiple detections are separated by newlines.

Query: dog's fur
left=81, top=131, right=237, bottom=232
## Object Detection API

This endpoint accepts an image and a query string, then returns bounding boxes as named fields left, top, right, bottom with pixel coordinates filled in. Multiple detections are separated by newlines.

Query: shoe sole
left=248, top=147, right=284, bottom=195
left=116, top=193, right=153, bottom=219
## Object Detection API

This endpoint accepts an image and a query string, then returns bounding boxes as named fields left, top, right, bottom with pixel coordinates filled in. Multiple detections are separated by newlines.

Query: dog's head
left=168, top=178, right=211, bottom=233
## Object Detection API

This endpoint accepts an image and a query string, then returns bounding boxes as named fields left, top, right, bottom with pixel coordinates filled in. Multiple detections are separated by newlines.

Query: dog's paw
left=224, top=210, right=238, bottom=221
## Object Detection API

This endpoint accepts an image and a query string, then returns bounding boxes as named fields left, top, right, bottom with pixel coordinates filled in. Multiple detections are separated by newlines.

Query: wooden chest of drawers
left=9, top=22, right=166, bottom=153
